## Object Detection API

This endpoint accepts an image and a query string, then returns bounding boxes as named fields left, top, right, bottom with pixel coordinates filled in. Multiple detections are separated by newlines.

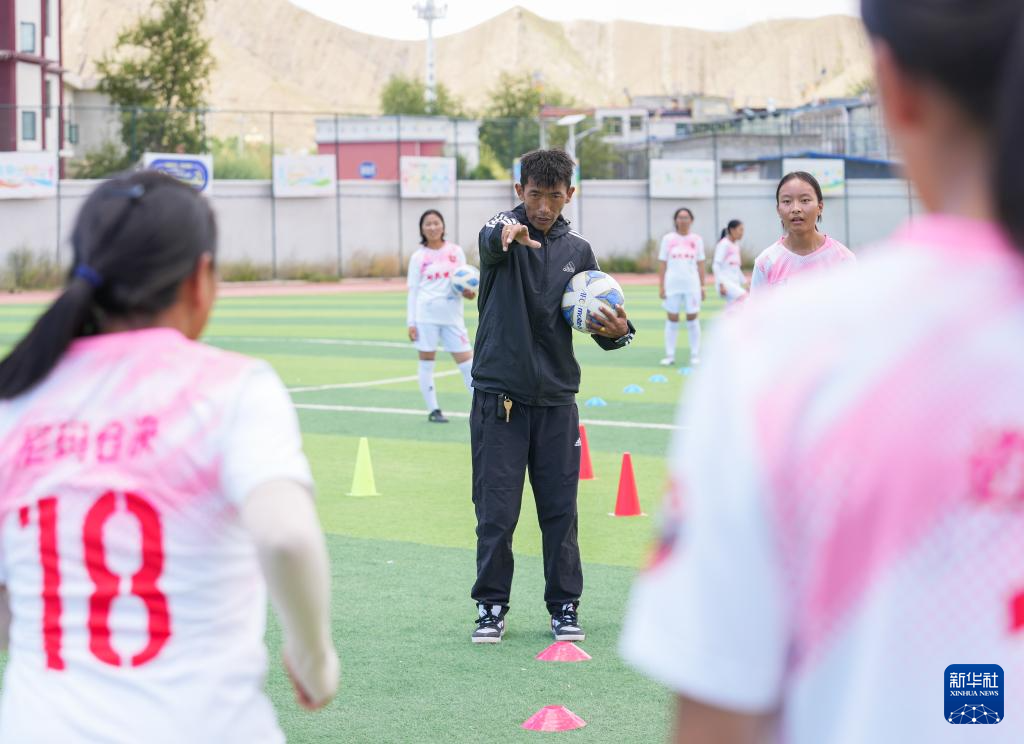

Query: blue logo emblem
left=359, top=161, right=377, bottom=179
left=945, top=664, right=1003, bottom=724
left=148, top=158, right=210, bottom=191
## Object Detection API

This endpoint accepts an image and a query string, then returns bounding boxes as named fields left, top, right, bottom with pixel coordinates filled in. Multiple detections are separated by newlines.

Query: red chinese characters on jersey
left=16, top=416, right=160, bottom=470
left=420, top=246, right=459, bottom=282
left=667, top=235, right=701, bottom=262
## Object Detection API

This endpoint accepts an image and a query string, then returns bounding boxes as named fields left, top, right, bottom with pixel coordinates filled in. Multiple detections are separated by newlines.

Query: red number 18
left=23, top=491, right=170, bottom=670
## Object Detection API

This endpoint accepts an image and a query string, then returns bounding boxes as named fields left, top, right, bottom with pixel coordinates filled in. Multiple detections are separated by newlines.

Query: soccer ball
left=561, top=270, right=625, bottom=333
left=450, top=264, right=480, bottom=295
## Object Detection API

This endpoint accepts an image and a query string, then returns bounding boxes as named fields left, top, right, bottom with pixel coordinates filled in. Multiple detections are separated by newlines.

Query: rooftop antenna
left=413, top=1, right=448, bottom=106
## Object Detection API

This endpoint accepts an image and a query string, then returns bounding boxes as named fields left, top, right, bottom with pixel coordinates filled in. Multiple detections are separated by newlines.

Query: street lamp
left=555, top=114, right=588, bottom=229
left=556, top=114, right=586, bottom=159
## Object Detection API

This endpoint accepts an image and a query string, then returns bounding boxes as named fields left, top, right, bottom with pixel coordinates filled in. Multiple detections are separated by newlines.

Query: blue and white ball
left=450, top=264, right=480, bottom=295
left=561, top=270, right=625, bottom=333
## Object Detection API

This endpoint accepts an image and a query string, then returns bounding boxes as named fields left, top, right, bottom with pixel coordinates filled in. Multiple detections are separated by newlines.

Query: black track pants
left=469, top=389, right=583, bottom=614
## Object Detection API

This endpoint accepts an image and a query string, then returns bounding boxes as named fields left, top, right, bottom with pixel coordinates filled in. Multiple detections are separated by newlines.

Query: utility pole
left=414, top=1, right=447, bottom=106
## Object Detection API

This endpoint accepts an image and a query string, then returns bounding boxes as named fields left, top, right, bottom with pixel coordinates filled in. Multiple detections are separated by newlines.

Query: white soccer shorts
left=662, top=292, right=701, bottom=315
left=414, top=323, right=472, bottom=353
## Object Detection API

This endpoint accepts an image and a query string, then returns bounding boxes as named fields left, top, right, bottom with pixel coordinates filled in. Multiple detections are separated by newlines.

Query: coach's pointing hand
left=502, top=223, right=542, bottom=252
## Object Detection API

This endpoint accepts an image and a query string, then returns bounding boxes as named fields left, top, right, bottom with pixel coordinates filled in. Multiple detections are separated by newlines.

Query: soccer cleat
left=690, top=354, right=701, bottom=367
left=472, top=604, right=507, bottom=643
left=551, top=602, right=585, bottom=642
left=428, top=409, right=449, bottom=423
left=659, top=356, right=675, bottom=366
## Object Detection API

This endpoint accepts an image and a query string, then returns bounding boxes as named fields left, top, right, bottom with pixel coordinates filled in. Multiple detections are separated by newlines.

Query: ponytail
left=721, top=219, right=742, bottom=241
left=996, top=13, right=1024, bottom=247
left=0, top=278, right=97, bottom=398
left=0, top=171, right=217, bottom=399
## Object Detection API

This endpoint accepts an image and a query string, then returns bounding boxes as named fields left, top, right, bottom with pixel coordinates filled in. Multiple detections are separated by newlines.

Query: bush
left=218, top=259, right=272, bottom=282
left=210, top=137, right=271, bottom=180
left=344, top=251, right=402, bottom=278
left=599, top=239, right=659, bottom=275
left=68, top=142, right=134, bottom=179
left=600, top=255, right=638, bottom=273
left=279, top=261, right=338, bottom=282
left=1, top=248, right=66, bottom=290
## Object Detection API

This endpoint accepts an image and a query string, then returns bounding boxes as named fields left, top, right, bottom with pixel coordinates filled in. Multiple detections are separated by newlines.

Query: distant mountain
left=64, top=2, right=872, bottom=114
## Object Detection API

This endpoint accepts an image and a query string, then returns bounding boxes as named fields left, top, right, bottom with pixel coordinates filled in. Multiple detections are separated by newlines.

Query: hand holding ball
left=561, top=271, right=626, bottom=336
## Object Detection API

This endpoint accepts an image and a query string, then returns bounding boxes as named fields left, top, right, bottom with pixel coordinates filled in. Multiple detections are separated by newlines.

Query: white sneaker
left=659, top=356, right=675, bottom=366
left=471, top=604, right=507, bottom=644
left=690, top=354, right=701, bottom=366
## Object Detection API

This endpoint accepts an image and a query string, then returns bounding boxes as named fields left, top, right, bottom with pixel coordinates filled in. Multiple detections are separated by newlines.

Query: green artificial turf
left=0, top=284, right=728, bottom=741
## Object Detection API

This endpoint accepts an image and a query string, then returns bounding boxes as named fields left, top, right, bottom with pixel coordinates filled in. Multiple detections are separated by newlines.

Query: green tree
left=478, top=72, right=582, bottom=175
left=477, top=74, right=618, bottom=179
left=97, top=0, right=214, bottom=161
left=379, top=75, right=464, bottom=117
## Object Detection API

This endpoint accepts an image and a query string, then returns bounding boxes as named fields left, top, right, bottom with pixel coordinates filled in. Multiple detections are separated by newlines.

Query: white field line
left=288, top=369, right=459, bottom=394
left=292, top=403, right=682, bottom=431
left=213, top=336, right=410, bottom=350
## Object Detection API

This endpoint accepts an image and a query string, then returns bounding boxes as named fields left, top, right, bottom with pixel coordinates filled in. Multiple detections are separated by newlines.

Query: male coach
left=469, top=148, right=636, bottom=643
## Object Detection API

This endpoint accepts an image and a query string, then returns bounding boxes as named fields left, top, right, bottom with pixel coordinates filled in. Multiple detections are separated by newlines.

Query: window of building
left=629, top=115, right=644, bottom=132
left=45, top=81, right=52, bottom=119
left=46, top=0, right=54, bottom=37
left=20, top=22, right=36, bottom=53
left=68, top=123, right=80, bottom=145
left=22, top=111, right=37, bottom=141
left=603, top=117, right=623, bottom=135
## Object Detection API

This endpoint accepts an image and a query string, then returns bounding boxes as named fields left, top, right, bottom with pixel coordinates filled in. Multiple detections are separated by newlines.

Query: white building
left=0, top=0, right=64, bottom=152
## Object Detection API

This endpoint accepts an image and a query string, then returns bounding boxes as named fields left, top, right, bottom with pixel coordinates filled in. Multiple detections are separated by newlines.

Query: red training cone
left=535, top=641, right=592, bottom=663
left=521, top=705, right=587, bottom=732
left=613, top=452, right=644, bottom=517
left=578, top=425, right=594, bottom=481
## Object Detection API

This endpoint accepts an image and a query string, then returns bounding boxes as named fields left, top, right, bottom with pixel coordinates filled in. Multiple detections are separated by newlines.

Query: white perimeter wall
left=0, top=178, right=924, bottom=273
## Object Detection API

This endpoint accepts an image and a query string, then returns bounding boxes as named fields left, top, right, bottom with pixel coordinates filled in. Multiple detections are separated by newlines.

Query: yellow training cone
left=347, top=437, right=379, bottom=496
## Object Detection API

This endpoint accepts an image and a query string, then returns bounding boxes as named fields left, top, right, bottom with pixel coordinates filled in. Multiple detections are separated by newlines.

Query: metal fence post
left=712, top=130, right=720, bottom=242
left=453, top=117, right=461, bottom=249
left=334, top=113, right=343, bottom=278
left=396, top=114, right=404, bottom=271
left=645, top=116, right=652, bottom=246
left=270, top=111, right=277, bottom=279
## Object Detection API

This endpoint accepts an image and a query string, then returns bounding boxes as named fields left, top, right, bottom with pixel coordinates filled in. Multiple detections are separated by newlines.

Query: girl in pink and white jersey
left=750, top=171, right=856, bottom=293
left=623, top=1, right=1024, bottom=742
left=0, top=171, right=338, bottom=744
left=407, top=209, right=475, bottom=423
left=658, top=207, right=706, bottom=366
left=712, top=219, right=748, bottom=304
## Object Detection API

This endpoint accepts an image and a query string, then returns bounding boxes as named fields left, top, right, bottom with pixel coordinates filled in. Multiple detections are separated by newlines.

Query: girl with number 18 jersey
left=0, top=172, right=338, bottom=743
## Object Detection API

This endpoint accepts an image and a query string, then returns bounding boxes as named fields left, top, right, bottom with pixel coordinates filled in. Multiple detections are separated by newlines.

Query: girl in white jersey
left=712, top=219, right=748, bottom=303
left=0, top=172, right=338, bottom=744
left=658, top=207, right=706, bottom=366
left=407, top=209, right=475, bottom=423
left=750, top=171, right=856, bottom=293
left=622, top=1, right=1024, bottom=742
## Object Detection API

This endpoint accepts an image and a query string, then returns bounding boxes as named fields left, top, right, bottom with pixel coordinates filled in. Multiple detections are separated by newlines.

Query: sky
left=287, top=0, right=860, bottom=40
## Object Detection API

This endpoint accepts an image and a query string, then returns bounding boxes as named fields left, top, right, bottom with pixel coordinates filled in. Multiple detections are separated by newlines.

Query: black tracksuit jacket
left=471, top=203, right=636, bottom=406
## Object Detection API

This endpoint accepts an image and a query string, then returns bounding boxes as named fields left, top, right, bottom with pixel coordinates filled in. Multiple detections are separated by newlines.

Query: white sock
left=686, top=319, right=702, bottom=357
left=664, top=321, right=679, bottom=358
left=418, top=360, right=439, bottom=411
left=457, top=359, right=473, bottom=391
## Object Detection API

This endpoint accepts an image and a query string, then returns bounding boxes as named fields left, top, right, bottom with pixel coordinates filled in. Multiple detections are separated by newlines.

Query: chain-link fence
left=0, top=104, right=919, bottom=281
